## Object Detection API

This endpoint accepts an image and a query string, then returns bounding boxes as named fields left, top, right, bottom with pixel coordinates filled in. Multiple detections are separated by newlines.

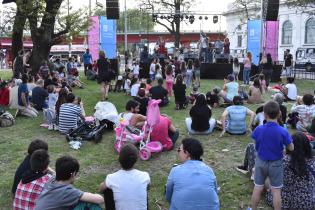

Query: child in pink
left=165, top=64, right=174, bottom=96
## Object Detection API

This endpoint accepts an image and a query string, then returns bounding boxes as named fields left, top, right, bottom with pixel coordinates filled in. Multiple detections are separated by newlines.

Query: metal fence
left=291, top=69, right=315, bottom=80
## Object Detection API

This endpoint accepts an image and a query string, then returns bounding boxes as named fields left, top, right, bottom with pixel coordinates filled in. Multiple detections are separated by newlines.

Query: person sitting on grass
left=149, top=78, right=169, bottom=106
left=0, top=80, right=10, bottom=108
left=16, top=74, right=38, bottom=118
left=166, top=138, right=220, bottom=210
left=31, top=79, right=48, bottom=111
left=58, top=93, right=85, bottom=134
left=249, top=101, right=294, bottom=210
left=173, top=74, right=188, bottom=110
left=150, top=114, right=179, bottom=151
left=265, top=132, right=315, bottom=210
left=247, top=78, right=264, bottom=104
left=134, top=88, right=149, bottom=116
left=280, top=76, right=297, bottom=101
left=99, top=144, right=150, bottom=210
left=121, top=100, right=146, bottom=128
left=35, top=155, right=104, bottom=210
left=219, top=74, right=239, bottom=104
left=12, top=139, right=50, bottom=196
left=13, top=149, right=52, bottom=210
left=219, top=96, right=255, bottom=137
left=291, top=94, right=315, bottom=131
left=185, top=94, right=216, bottom=135
left=206, top=87, right=220, bottom=108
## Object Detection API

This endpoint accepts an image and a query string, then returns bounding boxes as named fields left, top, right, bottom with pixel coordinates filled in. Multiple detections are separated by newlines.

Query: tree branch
left=160, top=0, right=175, bottom=8
left=156, top=19, right=174, bottom=33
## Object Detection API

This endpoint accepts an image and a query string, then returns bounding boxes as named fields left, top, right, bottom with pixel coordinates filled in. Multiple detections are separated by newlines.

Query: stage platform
left=201, top=63, right=282, bottom=82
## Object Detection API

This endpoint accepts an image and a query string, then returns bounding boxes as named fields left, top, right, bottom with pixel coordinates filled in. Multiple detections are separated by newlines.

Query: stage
left=200, top=63, right=282, bottom=82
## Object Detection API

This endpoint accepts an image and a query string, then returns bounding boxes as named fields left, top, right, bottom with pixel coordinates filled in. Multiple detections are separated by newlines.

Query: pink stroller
left=139, top=99, right=163, bottom=160
left=114, top=120, right=143, bottom=153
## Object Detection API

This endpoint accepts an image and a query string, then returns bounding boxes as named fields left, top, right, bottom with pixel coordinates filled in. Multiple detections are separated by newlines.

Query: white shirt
left=133, top=65, right=140, bottom=75
left=124, top=79, right=131, bottom=90
left=130, top=83, right=140, bottom=97
left=285, top=83, right=297, bottom=100
left=106, top=169, right=150, bottom=210
left=149, top=63, right=156, bottom=75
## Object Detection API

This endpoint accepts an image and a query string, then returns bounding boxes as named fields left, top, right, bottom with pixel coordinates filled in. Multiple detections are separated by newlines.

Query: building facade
left=224, top=2, right=315, bottom=62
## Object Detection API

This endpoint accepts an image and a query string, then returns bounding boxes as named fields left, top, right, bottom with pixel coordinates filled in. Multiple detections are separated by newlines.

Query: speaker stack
left=264, top=0, right=280, bottom=21
left=106, top=0, right=120, bottom=19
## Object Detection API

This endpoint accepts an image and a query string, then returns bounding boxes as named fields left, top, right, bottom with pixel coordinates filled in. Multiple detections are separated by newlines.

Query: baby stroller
left=66, top=102, right=119, bottom=143
left=94, top=101, right=119, bottom=129
left=139, top=99, right=163, bottom=160
left=114, top=99, right=163, bottom=160
left=66, top=117, right=108, bottom=143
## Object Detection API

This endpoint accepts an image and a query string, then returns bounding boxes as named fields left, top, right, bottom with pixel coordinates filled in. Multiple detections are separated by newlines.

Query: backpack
left=0, top=111, right=15, bottom=127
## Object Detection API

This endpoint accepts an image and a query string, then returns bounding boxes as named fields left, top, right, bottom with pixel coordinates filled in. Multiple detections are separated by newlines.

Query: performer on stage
left=199, top=32, right=209, bottom=62
left=223, top=38, right=230, bottom=55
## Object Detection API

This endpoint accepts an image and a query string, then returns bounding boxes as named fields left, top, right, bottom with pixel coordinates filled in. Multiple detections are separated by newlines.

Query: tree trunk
left=11, top=6, right=27, bottom=68
left=174, top=22, right=180, bottom=48
left=29, top=39, right=51, bottom=75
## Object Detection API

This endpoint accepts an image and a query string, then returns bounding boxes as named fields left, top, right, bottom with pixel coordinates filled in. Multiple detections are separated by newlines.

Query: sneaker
left=15, top=109, right=21, bottom=118
left=53, top=124, right=59, bottom=131
left=235, top=165, right=248, bottom=174
left=48, top=124, right=54, bottom=131
left=250, top=172, right=254, bottom=181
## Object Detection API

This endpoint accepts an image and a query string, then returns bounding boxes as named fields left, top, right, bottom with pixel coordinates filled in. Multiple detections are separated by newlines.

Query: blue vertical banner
left=100, top=16, right=117, bottom=59
left=247, top=20, right=262, bottom=65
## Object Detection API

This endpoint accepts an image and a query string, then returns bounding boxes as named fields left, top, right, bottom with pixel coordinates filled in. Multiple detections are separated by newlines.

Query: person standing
left=13, top=50, right=24, bottom=79
left=284, top=49, right=293, bottom=77
left=149, top=59, right=156, bottom=81
left=233, top=58, right=240, bottom=81
left=82, top=49, right=93, bottom=76
left=97, top=51, right=111, bottom=101
left=250, top=101, right=294, bottom=210
left=243, top=52, right=252, bottom=85
left=262, top=53, right=273, bottom=87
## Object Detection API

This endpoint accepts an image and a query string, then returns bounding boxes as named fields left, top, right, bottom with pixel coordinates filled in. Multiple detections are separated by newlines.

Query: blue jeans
left=185, top=71, right=193, bottom=87
left=150, top=74, right=155, bottom=81
left=243, top=67, right=251, bottom=84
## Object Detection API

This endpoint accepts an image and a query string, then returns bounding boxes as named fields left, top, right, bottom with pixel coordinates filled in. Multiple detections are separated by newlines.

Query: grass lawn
left=0, top=70, right=314, bottom=210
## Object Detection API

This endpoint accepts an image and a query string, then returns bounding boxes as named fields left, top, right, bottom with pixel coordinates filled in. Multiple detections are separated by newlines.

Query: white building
left=224, top=1, right=315, bottom=62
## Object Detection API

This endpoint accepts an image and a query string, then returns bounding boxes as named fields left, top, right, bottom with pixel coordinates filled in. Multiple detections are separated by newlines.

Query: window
left=305, top=18, right=315, bottom=44
left=282, top=20, right=292, bottom=45
left=237, top=35, right=242, bottom=47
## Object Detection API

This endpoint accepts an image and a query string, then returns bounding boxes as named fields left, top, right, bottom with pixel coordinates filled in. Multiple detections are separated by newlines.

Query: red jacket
left=0, top=88, right=10, bottom=106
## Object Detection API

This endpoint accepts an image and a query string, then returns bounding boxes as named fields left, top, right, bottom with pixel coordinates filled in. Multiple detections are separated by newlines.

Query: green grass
left=0, top=70, right=314, bottom=210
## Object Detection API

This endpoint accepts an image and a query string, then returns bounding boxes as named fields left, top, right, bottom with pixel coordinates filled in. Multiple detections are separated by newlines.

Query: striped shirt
left=58, top=103, right=81, bottom=134
left=226, top=105, right=247, bottom=134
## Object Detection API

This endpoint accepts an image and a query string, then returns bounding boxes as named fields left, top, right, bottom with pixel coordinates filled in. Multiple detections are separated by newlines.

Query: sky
left=70, top=0, right=235, bottom=32
left=0, top=0, right=235, bottom=32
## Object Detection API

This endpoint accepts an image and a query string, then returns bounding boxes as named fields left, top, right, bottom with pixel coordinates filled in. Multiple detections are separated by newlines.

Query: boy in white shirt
left=99, top=144, right=150, bottom=210
left=281, top=77, right=297, bottom=101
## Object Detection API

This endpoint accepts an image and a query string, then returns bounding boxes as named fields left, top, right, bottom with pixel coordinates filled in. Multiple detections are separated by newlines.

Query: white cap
left=117, top=75, right=123, bottom=80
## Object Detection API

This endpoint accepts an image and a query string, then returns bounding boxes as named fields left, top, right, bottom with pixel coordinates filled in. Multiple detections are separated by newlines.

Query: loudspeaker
left=265, top=0, right=279, bottom=21
left=106, top=0, right=119, bottom=19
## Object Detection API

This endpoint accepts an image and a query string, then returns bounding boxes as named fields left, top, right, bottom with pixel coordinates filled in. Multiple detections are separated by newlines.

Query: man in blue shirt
left=250, top=101, right=294, bottom=210
left=166, top=138, right=219, bottom=210
left=17, top=74, right=38, bottom=117
left=82, top=49, right=93, bottom=76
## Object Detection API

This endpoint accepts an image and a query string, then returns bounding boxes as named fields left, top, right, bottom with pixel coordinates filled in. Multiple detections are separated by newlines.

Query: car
left=295, top=48, right=315, bottom=72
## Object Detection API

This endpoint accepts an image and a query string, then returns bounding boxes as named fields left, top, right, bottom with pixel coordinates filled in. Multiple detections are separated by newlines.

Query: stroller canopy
left=94, top=101, right=119, bottom=125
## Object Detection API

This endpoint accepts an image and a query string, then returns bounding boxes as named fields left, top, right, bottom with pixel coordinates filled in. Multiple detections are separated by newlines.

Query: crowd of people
left=1, top=47, right=315, bottom=210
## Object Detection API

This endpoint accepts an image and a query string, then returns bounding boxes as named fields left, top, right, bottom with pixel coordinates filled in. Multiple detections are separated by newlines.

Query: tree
left=93, top=8, right=155, bottom=32
left=137, top=0, right=196, bottom=48
left=3, top=0, right=89, bottom=74
left=286, top=0, right=315, bottom=15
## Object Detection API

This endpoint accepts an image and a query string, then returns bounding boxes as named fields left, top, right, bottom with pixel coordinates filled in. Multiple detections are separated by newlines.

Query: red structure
left=0, top=32, right=225, bottom=64
left=116, top=32, right=225, bottom=45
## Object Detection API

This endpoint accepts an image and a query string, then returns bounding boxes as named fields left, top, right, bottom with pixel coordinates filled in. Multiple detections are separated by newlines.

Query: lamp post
left=124, top=0, right=128, bottom=65
left=67, top=0, right=72, bottom=58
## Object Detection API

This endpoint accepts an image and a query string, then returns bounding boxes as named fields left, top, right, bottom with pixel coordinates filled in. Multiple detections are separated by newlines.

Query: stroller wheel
left=139, top=148, right=151, bottom=161
left=66, top=134, right=71, bottom=142
left=93, top=133, right=102, bottom=143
